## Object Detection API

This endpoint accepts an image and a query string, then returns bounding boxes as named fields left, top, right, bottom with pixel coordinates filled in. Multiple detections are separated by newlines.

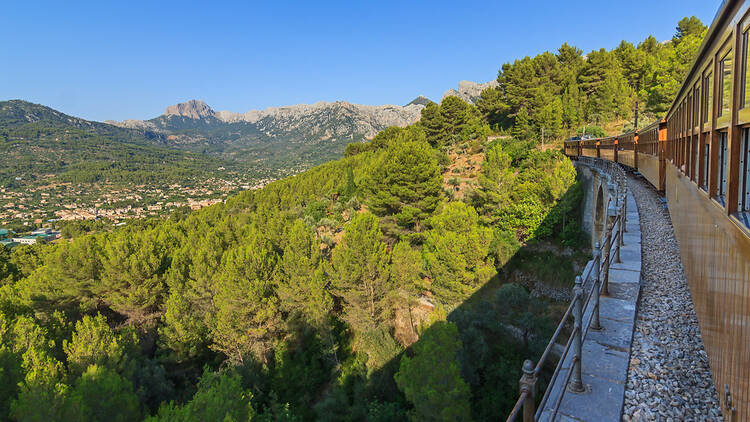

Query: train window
left=739, top=129, right=750, bottom=214
left=717, top=50, right=732, bottom=116
left=694, top=85, right=700, bottom=126
left=744, top=30, right=750, bottom=108
left=716, top=132, right=729, bottom=205
left=693, top=135, right=700, bottom=181
left=702, top=142, right=710, bottom=191
left=719, top=51, right=732, bottom=117
left=704, top=72, right=712, bottom=123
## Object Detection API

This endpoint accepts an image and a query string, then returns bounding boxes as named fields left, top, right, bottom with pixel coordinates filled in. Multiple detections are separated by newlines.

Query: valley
left=0, top=81, right=495, bottom=230
left=0, top=95, right=432, bottom=229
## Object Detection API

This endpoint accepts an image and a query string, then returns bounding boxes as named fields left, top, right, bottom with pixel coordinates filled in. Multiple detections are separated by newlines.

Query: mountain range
left=1, top=79, right=495, bottom=186
left=105, top=79, right=494, bottom=172
left=107, top=99, right=426, bottom=171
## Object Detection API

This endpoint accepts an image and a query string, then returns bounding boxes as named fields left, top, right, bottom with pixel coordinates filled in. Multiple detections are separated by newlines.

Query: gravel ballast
left=622, top=175, right=722, bottom=421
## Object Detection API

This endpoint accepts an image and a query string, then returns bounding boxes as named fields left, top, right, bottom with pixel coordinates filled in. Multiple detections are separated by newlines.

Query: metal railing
left=506, top=159, right=629, bottom=422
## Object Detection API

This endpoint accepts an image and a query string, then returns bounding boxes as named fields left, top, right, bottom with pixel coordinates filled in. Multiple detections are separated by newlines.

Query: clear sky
left=0, top=0, right=718, bottom=122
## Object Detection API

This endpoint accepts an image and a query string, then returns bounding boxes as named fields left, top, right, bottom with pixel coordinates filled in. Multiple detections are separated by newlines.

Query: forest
left=0, top=17, right=705, bottom=422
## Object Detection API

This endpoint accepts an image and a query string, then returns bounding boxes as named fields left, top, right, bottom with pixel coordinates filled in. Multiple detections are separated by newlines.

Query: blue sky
left=0, top=1, right=718, bottom=121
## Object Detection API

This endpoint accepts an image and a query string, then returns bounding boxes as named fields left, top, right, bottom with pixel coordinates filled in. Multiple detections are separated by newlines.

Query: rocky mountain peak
left=164, top=99, right=216, bottom=119
left=406, top=96, right=432, bottom=107
left=442, top=80, right=499, bottom=104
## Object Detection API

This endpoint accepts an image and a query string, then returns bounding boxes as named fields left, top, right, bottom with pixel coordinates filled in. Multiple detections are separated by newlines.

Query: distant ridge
left=108, top=99, right=426, bottom=171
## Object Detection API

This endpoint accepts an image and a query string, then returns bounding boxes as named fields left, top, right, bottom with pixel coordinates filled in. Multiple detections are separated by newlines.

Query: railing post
left=615, top=209, right=623, bottom=264
left=601, top=233, right=611, bottom=296
left=602, top=203, right=617, bottom=296
left=569, top=276, right=585, bottom=393
left=591, top=245, right=602, bottom=331
left=620, top=197, right=626, bottom=239
left=519, top=359, right=536, bottom=422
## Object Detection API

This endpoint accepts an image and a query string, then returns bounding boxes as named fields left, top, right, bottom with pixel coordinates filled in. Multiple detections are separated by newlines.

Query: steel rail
left=535, top=324, right=580, bottom=420
left=507, top=158, right=629, bottom=422
left=533, top=297, right=575, bottom=376
left=505, top=390, right=529, bottom=422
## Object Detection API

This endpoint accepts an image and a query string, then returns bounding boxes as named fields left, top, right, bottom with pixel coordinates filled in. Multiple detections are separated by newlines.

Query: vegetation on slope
left=477, top=16, right=707, bottom=138
left=0, top=94, right=581, bottom=421
left=0, top=100, right=235, bottom=187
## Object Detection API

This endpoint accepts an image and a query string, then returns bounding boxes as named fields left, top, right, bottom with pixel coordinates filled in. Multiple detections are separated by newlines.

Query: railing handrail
left=506, top=158, right=628, bottom=422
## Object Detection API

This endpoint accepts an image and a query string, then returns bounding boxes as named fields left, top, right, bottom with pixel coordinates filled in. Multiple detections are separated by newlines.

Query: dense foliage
left=0, top=91, right=580, bottom=420
left=477, top=16, right=706, bottom=138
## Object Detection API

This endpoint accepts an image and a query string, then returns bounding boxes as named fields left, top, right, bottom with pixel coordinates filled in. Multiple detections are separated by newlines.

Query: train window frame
left=716, top=131, right=729, bottom=206
left=718, top=50, right=733, bottom=118
left=694, top=83, right=701, bottom=127
left=693, top=135, right=700, bottom=181
left=738, top=128, right=750, bottom=226
left=704, top=70, right=713, bottom=124
left=702, top=141, right=710, bottom=192
left=743, top=29, right=750, bottom=109
left=740, top=130, right=749, bottom=206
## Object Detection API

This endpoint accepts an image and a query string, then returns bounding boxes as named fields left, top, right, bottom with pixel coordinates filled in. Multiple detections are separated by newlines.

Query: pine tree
left=100, top=228, right=174, bottom=324
left=389, top=241, right=425, bottom=341
left=394, top=319, right=472, bottom=421
left=330, top=213, right=390, bottom=338
left=471, top=142, right=516, bottom=222
left=277, top=219, right=332, bottom=330
left=538, top=94, right=563, bottom=142
left=419, top=102, right=450, bottom=147
left=673, top=16, right=706, bottom=45
left=512, top=106, right=533, bottom=140
left=439, top=96, right=472, bottom=141
left=0, top=247, right=16, bottom=285
left=475, top=87, right=508, bottom=128
left=65, top=365, right=141, bottom=422
left=367, top=140, right=442, bottom=230
left=210, top=231, right=280, bottom=365
left=422, top=202, right=496, bottom=303
left=145, top=371, right=255, bottom=422
left=63, top=313, right=133, bottom=378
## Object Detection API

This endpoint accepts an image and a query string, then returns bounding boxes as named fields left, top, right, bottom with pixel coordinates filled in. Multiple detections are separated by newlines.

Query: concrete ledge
left=539, top=168, right=642, bottom=422
left=608, top=268, right=640, bottom=284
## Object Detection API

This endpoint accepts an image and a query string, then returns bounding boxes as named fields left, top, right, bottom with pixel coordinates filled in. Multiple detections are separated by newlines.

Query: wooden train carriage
left=661, top=1, right=750, bottom=419
left=635, top=120, right=665, bottom=190
left=617, top=131, right=637, bottom=168
left=598, top=136, right=617, bottom=162
left=580, top=138, right=598, bottom=158
left=564, top=140, right=580, bottom=158
left=563, top=3, right=750, bottom=416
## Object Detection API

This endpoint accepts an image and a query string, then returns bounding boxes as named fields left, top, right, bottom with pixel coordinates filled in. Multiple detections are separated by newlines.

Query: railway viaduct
left=507, top=1, right=750, bottom=420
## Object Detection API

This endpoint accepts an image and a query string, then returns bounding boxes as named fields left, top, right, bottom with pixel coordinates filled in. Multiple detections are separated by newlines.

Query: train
left=564, top=1, right=750, bottom=419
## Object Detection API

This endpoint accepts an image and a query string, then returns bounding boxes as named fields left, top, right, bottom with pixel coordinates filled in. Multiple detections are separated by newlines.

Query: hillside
left=0, top=100, right=233, bottom=186
left=0, top=92, right=583, bottom=421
